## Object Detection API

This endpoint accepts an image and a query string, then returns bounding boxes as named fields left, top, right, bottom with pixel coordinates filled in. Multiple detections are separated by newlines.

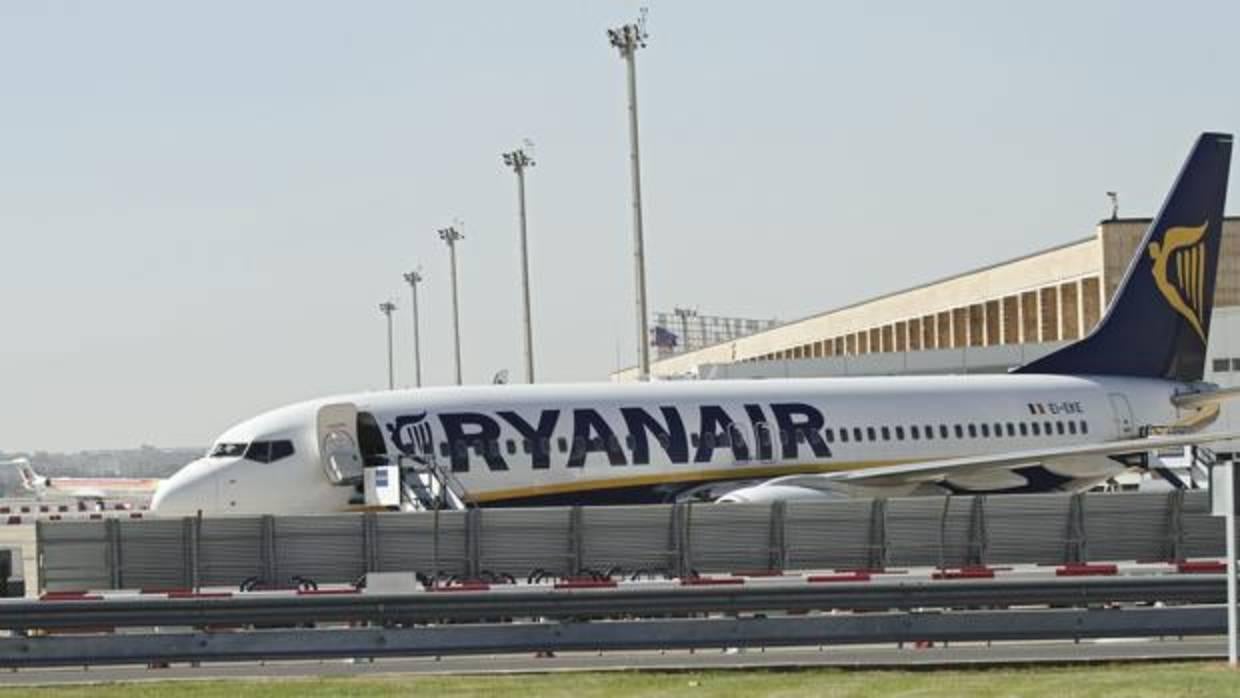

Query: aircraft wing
left=826, top=429, right=1240, bottom=489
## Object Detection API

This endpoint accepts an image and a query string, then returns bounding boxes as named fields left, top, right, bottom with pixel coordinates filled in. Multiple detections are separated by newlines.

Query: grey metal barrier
left=36, top=490, right=1224, bottom=592
left=1, top=607, right=1225, bottom=668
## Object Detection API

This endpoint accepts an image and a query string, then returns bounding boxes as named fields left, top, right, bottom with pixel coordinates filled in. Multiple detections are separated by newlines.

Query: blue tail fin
left=1016, top=132, right=1232, bottom=382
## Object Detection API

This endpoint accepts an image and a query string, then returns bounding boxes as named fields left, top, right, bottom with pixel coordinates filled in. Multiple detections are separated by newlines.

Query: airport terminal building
left=613, top=217, right=1240, bottom=456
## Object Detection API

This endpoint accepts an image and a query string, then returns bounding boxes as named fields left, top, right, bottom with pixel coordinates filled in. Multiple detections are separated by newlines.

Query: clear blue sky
left=2, top=1, right=1238, bottom=452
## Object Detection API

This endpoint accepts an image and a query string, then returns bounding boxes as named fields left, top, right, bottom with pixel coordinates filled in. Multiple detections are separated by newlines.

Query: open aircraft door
left=317, top=403, right=364, bottom=485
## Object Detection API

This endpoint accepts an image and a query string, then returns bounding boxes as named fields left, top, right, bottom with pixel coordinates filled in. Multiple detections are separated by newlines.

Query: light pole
left=378, top=301, right=397, bottom=390
left=502, top=147, right=536, bottom=384
left=438, top=225, right=465, bottom=385
left=608, top=13, right=652, bottom=380
left=673, top=307, right=697, bottom=355
left=402, top=270, right=424, bottom=388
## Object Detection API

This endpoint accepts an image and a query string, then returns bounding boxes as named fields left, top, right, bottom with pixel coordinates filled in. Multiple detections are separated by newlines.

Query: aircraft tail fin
left=1016, top=132, right=1232, bottom=382
left=3, top=458, right=44, bottom=493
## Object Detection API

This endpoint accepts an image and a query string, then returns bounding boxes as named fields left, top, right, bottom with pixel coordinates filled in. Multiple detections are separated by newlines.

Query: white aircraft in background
left=2, top=457, right=161, bottom=503
left=140, top=132, right=1239, bottom=516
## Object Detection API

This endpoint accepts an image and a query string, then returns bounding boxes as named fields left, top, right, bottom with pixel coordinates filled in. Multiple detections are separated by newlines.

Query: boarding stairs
left=396, top=453, right=471, bottom=511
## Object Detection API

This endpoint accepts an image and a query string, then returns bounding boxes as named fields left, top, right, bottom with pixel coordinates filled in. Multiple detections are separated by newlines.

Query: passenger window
left=1044, top=421, right=1053, bottom=435
left=824, top=428, right=835, bottom=443
left=980, top=424, right=990, bottom=438
left=1019, top=423, right=1028, bottom=437
left=1080, top=420, right=1089, bottom=434
left=854, top=427, right=864, bottom=441
left=954, top=425, right=964, bottom=439
left=1068, top=421, right=1077, bottom=435
left=910, top=426, right=919, bottom=440
left=625, top=435, right=635, bottom=450
left=269, top=440, right=294, bottom=462
left=880, top=427, right=891, bottom=441
left=557, top=437, right=568, bottom=453
left=1006, top=423, right=1016, bottom=437
left=895, top=426, right=905, bottom=440
left=840, top=428, right=850, bottom=443
left=439, top=442, right=450, bottom=457
left=940, top=425, right=949, bottom=439
left=967, top=424, right=977, bottom=438
left=1031, top=422, right=1040, bottom=436
left=691, top=433, right=701, bottom=448
left=505, top=439, right=516, bottom=455
left=1056, top=421, right=1065, bottom=435
left=993, top=423, right=1003, bottom=437
left=522, top=439, right=533, bottom=454
left=867, top=427, right=877, bottom=441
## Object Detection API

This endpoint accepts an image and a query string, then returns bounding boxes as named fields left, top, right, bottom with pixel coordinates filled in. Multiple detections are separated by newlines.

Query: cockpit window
left=271, top=440, right=294, bottom=461
left=210, top=443, right=247, bottom=458
left=244, top=440, right=295, bottom=464
left=245, top=441, right=270, bottom=463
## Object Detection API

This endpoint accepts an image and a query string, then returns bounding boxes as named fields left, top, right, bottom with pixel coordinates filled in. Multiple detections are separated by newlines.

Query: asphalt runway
left=0, top=637, right=1227, bottom=687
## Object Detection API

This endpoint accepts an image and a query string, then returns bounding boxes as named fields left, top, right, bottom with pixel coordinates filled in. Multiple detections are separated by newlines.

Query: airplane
left=2, top=457, right=161, bottom=503
left=150, top=132, right=1236, bottom=517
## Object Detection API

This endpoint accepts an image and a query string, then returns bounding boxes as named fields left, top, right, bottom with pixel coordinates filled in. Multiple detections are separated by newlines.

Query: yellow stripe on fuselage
left=467, top=459, right=915, bottom=504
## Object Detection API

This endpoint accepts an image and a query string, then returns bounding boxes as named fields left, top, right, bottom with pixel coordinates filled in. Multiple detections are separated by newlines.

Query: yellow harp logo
left=1147, top=222, right=1209, bottom=341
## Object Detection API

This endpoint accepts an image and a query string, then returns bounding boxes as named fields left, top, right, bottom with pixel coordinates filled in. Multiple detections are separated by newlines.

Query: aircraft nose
left=150, top=459, right=220, bottom=516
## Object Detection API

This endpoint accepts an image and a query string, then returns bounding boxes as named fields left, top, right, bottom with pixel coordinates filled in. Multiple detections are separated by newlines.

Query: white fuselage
left=149, top=373, right=1186, bottom=516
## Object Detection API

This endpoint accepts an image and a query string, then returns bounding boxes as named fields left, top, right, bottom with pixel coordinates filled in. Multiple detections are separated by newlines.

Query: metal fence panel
left=1183, top=491, right=1225, bottom=559
left=783, top=499, right=875, bottom=570
left=984, top=493, right=1075, bottom=564
left=578, top=505, right=675, bottom=576
left=684, top=503, right=774, bottom=574
left=36, top=521, right=111, bottom=592
left=116, top=519, right=188, bottom=591
left=885, top=497, right=968, bottom=567
left=272, top=515, right=365, bottom=586
left=197, top=517, right=265, bottom=588
left=476, top=508, right=574, bottom=579
left=1081, top=492, right=1174, bottom=562
left=373, top=510, right=469, bottom=578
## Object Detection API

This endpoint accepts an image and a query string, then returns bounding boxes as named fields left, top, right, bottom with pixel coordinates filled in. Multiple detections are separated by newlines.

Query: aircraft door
left=1108, top=393, right=1136, bottom=438
left=317, top=403, right=364, bottom=485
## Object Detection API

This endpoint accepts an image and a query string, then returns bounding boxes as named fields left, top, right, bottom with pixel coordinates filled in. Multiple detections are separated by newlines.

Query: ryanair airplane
left=148, top=132, right=1237, bottom=516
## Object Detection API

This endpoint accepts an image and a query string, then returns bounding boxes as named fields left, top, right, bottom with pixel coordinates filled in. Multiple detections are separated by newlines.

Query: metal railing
left=1, top=607, right=1225, bottom=668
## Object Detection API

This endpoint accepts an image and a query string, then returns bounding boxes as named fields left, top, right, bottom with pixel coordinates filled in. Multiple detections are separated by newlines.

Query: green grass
left=5, top=663, right=1240, bottom=697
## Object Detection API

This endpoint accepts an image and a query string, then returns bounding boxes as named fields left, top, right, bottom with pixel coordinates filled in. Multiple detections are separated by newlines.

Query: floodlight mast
left=502, top=148, right=537, bottom=384
left=673, top=306, right=697, bottom=354
left=608, top=13, right=652, bottom=380
left=378, top=301, right=398, bottom=390
left=402, top=270, right=424, bottom=388
left=438, top=226, right=465, bottom=385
